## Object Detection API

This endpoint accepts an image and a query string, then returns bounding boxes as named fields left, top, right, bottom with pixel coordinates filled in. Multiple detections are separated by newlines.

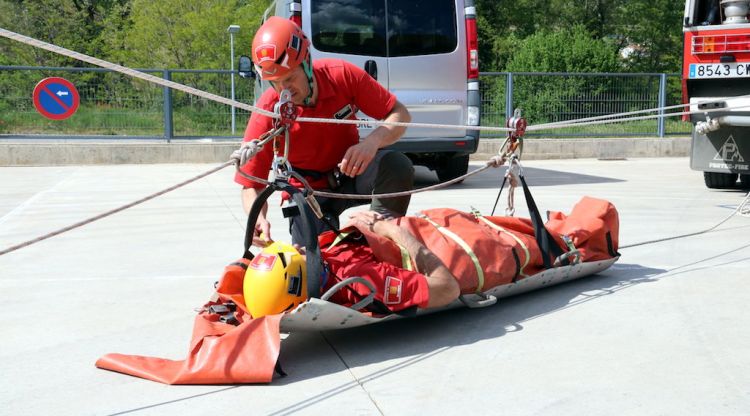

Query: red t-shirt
left=322, top=241, right=430, bottom=312
left=235, top=58, right=398, bottom=189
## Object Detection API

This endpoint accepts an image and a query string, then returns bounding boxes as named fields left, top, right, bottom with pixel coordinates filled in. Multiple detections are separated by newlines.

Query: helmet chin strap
left=302, top=58, right=314, bottom=106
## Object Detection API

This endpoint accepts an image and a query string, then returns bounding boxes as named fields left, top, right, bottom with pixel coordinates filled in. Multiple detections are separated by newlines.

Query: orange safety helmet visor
left=251, top=16, right=311, bottom=81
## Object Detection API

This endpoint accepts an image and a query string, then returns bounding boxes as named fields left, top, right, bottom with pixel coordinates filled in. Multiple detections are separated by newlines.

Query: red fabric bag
left=95, top=260, right=283, bottom=385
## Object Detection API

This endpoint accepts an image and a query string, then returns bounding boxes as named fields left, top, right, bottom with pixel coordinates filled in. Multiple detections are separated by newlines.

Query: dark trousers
left=289, top=150, right=414, bottom=245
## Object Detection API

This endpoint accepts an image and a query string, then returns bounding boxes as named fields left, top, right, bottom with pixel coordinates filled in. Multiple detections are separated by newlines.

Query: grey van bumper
left=386, top=131, right=480, bottom=154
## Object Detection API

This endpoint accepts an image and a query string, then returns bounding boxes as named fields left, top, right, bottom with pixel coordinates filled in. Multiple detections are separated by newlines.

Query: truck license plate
left=689, top=62, right=750, bottom=79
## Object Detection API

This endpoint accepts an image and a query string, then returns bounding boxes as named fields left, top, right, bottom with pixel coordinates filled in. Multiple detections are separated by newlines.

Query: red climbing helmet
left=251, top=16, right=311, bottom=81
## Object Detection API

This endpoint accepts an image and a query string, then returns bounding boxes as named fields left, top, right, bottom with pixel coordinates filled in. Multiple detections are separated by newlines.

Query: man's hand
left=339, top=140, right=379, bottom=177
left=252, top=217, right=273, bottom=248
left=349, top=210, right=397, bottom=238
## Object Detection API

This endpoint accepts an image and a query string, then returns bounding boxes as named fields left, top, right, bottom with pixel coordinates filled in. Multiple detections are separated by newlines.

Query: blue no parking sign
left=32, top=77, right=80, bottom=120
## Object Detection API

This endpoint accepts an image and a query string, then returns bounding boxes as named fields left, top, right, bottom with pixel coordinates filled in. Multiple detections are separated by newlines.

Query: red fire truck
left=683, top=0, right=750, bottom=188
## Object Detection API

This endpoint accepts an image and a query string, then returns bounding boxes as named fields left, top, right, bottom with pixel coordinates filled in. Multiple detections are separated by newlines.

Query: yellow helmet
left=244, top=241, right=307, bottom=318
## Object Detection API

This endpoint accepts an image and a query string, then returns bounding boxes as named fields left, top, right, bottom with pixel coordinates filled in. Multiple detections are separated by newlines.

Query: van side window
left=311, top=0, right=387, bottom=57
left=387, top=0, right=457, bottom=57
left=311, top=0, right=457, bottom=57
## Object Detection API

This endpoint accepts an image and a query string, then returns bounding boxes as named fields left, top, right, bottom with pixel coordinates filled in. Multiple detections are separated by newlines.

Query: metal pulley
left=506, top=108, right=527, bottom=144
left=273, top=89, right=298, bottom=130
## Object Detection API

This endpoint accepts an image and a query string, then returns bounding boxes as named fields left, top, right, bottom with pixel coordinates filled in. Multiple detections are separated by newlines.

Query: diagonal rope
left=0, top=28, right=512, bottom=134
left=0, top=161, right=236, bottom=257
left=620, top=191, right=750, bottom=249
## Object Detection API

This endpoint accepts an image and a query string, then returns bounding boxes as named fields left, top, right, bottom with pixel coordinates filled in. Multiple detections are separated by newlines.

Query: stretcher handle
left=321, top=276, right=376, bottom=312
left=242, top=181, right=323, bottom=299
left=459, top=293, right=498, bottom=309
left=243, top=185, right=276, bottom=259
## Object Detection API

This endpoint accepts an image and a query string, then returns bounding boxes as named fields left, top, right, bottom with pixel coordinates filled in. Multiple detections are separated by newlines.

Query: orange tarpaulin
left=96, top=260, right=283, bottom=385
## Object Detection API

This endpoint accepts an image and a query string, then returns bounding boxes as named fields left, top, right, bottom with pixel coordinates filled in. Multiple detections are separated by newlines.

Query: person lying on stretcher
left=244, top=197, right=619, bottom=318
left=244, top=210, right=461, bottom=318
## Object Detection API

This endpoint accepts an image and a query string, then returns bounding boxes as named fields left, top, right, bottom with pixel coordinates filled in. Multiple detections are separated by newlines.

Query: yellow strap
left=396, top=243, right=414, bottom=271
left=419, top=213, right=485, bottom=293
left=325, top=231, right=351, bottom=252
left=477, top=217, right=531, bottom=278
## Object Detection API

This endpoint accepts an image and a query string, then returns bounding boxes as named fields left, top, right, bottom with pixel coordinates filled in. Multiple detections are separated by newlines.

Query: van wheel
left=436, top=154, right=470, bottom=183
left=704, top=172, right=737, bottom=189
left=740, top=174, right=750, bottom=189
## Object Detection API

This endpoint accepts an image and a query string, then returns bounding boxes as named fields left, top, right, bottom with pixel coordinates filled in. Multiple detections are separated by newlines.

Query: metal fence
left=0, top=66, right=692, bottom=139
left=480, top=72, right=691, bottom=137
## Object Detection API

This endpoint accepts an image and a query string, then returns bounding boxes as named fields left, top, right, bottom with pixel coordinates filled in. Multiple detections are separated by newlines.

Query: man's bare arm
left=350, top=211, right=460, bottom=308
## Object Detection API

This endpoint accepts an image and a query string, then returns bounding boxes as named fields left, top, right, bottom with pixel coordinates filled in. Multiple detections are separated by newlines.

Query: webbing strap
left=288, top=188, right=323, bottom=299
left=419, top=213, right=485, bottom=293
left=477, top=217, right=530, bottom=278
left=397, top=243, right=414, bottom=271
left=326, top=231, right=351, bottom=252
left=519, top=176, right=566, bottom=269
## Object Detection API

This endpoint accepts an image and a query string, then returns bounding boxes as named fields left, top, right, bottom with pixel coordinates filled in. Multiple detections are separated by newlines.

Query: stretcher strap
left=418, top=213, right=486, bottom=293
left=326, top=231, right=351, bottom=252
left=288, top=189, right=323, bottom=299
left=519, top=176, right=566, bottom=268
left=396, top=243, right=414, bottom=271
left=477, top=217, right=531, bottom=278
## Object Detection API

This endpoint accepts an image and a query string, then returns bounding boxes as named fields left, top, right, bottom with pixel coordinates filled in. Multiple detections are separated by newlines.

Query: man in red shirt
left=235, top=17, right=414, bottom=247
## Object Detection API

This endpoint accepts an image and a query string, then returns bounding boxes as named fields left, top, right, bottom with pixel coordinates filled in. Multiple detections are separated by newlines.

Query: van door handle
left=364, top=60, right=377, bottom=80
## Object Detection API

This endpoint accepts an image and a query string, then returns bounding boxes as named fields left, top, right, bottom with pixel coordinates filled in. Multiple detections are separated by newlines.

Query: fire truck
left=683, top=0, right=750, bottom=188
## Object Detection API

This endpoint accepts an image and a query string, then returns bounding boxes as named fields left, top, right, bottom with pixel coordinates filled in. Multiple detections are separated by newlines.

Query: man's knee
left=375, top=151, right=414, bottom=189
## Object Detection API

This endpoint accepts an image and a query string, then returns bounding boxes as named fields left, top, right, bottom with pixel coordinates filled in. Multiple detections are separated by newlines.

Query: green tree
left=475, top=0, right=627, bottom=71
left=504, top=25, right=620, bottom=73
left=614, top=0, right=683, bottom=73
left=105, top=0, right=267, bottom=70
left=503, top=26, right=621, bottom=123
left=0, top=0, right=130, bottom=65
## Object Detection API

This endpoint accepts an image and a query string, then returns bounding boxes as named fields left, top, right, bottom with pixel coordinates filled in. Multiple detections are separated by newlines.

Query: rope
left=620, top=191, right=750, bottom=249
left=529, top=96, right=750, bottom=131
left=311, top=161, right=498, bottom=200
left=0, top=161, right=236, bottom=257
left=0, top=29, right=278, bottom=120
left=3, top=27, right=749, bottom=134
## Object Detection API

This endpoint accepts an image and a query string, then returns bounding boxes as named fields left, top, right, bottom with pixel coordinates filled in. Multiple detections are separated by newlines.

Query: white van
left=259, top=0, right=481, bottom=181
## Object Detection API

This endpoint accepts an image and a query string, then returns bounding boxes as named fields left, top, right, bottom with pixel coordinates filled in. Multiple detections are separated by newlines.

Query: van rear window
left=311, top=0, right=457, bottom=57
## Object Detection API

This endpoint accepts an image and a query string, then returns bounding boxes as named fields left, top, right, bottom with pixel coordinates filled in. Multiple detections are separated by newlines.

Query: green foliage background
left=0, top=0, right=687, bottom=136
left=1, top=0, right=684, bottom=73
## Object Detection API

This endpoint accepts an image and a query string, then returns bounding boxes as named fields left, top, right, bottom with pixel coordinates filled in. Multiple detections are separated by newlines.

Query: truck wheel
left=740, top=175, right=750, bottom=189
left=704, top=172, right=737, bottom=189
left=436, top=154, right=470, bottom=183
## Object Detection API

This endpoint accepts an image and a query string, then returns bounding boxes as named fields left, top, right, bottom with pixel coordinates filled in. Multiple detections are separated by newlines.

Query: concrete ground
left=1, top=157, right=749, bottom=415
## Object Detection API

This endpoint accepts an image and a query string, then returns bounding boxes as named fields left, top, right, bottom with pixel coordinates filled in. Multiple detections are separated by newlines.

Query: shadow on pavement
left=266, top=262, right=663, bottom=415
left=414, top=165, right=624, bottom=190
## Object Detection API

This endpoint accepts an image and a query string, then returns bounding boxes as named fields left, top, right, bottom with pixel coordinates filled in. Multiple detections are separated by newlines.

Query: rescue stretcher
left=281, top=256, right=618, bottom=332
